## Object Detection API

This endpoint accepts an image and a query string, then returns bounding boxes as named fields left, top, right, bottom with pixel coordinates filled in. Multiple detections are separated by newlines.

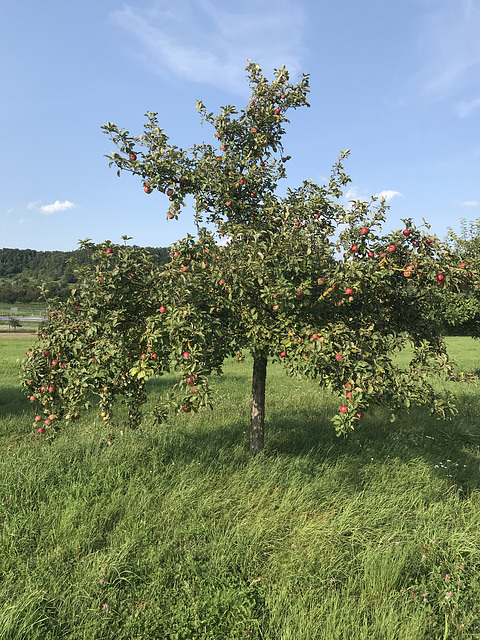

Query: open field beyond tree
left=1, top=337, right=480, bottom=639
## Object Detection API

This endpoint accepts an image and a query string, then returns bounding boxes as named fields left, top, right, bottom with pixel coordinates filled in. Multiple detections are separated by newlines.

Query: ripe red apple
left=460, top=262, right=467, bottom=268
left=335, top=354, right=343, bottom=362
left=280, top=351, right=286, bottom=357
left=402, top=229, right=410, bottom=236
left=314, top=214, right=320, bottom=219
left=294, top=221, right=301, bottom=227
left=179, top=177, right=185, bottom=184
left=226, top=201, right=232, bottom=207
left=38, top=427, right=46, bottom=434
left=360, top=227, right=369, bottom=235
left=182, top=405, right=191, bottom=413
left=297, top=290, right=303, bottom=296
left=275, top=108, right=281, bottom=115
left=340, top=406, right=347, bottom=414
left=183, top=352, right=190, bottom=359
left=159, top=306, right=165, bottom=313
left=368, top=252, right=375, bottom=258
left=144, top=186, right=152, bottom=194
left=413, top=240, right=419, bottom=246
left=29, top=395, right=35, bottom=402
left=26, top=350, right=32, bottom=356
left=346, top=391, right=352, bottom=399
left=43, top=350, right=50, bottom=356
left=252, top=127, right=257, bottom=133
left=345, top=381, right=352, bottom=389
left=388, top=245, right=396, bottom=252
left=166, top=188, right=174, bottom=197
left=48, top=385, right=55, bottom=393
left=345, top=288, right=353, bottom=295
left=311, top=333, right=318, bottom=340
left=351, top=245, right=358, bottom=252
left=436, top=273, right=444, bottom=281
left=168, top=213, right=174, bottom=219
left=281, top=157, right=287, bottom=162
left=403, top=271, right=410, bottom=277
left=129, top=153, right=137, bottom=161
left=44, top=419, right=51, bottom=426
left=356, top=411, right=364, bottom=419
left=34, top=415, right=41, bottom=422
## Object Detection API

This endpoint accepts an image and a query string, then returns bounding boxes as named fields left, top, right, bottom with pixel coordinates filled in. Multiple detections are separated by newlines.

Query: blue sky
left=1, top=0, right=479, bottom=251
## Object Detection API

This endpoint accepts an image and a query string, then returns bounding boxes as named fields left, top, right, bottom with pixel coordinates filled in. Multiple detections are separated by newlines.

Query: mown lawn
left=0, top=337, right=479, bottom=639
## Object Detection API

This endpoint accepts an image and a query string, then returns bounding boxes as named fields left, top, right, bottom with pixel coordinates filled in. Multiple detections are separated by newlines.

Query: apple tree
left=23, top=62, right=474, bottom=453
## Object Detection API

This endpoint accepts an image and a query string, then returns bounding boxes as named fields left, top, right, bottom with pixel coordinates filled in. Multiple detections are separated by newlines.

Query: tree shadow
left=136, top=388, right=480, bottom=499
left=0, top=387, right=31, bottom=419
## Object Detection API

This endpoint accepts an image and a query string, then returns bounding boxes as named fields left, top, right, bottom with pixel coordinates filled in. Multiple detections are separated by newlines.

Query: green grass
left=1, top=338, right=480, bottom=639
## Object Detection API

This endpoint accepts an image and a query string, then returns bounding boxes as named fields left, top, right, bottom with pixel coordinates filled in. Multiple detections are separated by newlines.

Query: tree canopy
left=23, top=62, right=476, bottom=453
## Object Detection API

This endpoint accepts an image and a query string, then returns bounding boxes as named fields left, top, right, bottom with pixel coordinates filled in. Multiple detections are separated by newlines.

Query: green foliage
left=22, top=61, right=476, bottom=441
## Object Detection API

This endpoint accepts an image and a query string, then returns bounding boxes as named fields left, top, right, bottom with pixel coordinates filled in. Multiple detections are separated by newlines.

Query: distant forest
left=0, top=246, right=170, bottom=304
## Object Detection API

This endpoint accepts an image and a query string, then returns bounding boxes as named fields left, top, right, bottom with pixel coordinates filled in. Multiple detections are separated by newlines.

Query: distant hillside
left=0, top=246, right=170, bottom=303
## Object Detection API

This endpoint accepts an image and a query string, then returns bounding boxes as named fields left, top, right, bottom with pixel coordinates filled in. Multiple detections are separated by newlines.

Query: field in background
left=1, top=337, right=480, bottom=639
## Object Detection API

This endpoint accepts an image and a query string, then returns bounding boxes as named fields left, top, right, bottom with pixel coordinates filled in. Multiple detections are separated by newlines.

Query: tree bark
left=250, top=356, right=267, bottom=455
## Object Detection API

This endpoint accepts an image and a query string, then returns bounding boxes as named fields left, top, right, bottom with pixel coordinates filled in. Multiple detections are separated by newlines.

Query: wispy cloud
left=406, top=0, right=480, bottom=110
left=40, top=200, right=76, bottom=215
left=110, top=0, right=306, bottom=94
left=455, top=96, right=480, bottom=117
left=27, top=200, right=42, bottom=210
left=462, top=200, right=479, bottom=207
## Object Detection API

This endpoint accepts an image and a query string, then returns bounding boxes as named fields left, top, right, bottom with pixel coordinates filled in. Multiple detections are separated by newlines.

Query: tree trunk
left=250, top=356, right=267, bottom=455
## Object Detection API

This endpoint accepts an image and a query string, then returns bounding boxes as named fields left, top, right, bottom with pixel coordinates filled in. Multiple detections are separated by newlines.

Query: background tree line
left=0, top=246, right=170, bottom=304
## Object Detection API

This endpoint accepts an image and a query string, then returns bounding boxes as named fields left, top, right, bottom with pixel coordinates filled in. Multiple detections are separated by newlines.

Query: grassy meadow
left=1, top=336, right=480, bottom=639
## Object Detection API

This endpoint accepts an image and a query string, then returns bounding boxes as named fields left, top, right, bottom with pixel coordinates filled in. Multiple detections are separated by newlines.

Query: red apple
left=129, top=153, right=137, bottom=161
left=335, top=354, right=343, bottom=362
left=44, top=419, right=51, bottom=426
left=182, top=405, right=191, bottom=413
left=340, top=406, right=347, bottom=414
left=345, top=288, right=353, bottom=295
left=295, top=221, right=301, bottom=227
left=181, top=266, right=188, bottom=271
left=48, top=385, right=55, bottom=393
left=311, top=333, right=318, bottom=340
left=368, top=252, right=375, bottom=258
left=166, top=188, right=174, bottom=197
left=29, top=395, right=35, bottom=402
left=159, top=306, right=165, bottom=313
left=183, top=352, right=190, bottom=359
left=38, top=427, right=46, bottom=434
left=388, top=245, right=396, bottom=252
left=275, top=108, right=280, bottom=115
left=34, top=415, right=41, bottom=422
left=460, top=262, right=467, bottom=268
left=402, top=229, right=410, bottom=236
left=351, top=245, right=358, bottom=252
left=356, top=411, right=364, bottom=419
left=360, top=227, right=369, bottom=235
left=226, top=201, right=232, bottom=206
left=144, top=186, right=152, bottom=194
left=280, top=351, right=286, bottom=357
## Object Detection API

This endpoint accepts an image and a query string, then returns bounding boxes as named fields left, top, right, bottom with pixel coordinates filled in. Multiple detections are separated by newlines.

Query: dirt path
left=0, top=333, right=36, bottom=339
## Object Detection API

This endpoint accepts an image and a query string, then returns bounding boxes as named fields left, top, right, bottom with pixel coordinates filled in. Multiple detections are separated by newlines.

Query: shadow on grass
left=137, top=388, right=480, bottom=499
left=0, top=387, right=30, bottom=419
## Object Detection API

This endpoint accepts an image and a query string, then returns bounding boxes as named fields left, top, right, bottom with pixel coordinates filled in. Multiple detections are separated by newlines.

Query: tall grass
left=0, top=337, right=479, bottom=639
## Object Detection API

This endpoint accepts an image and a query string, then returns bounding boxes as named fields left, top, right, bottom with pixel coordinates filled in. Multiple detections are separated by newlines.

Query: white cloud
left=27, top=200, right=42, bottom=210
left=111, top=0, right=306, bottom=94
left=406, top=0, right=480, bottom=107
left=462, top=200, right=479, bottom=207
left=374, top=190, right=402, bottom=203
left=40, top=200, right=76, bottom=215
